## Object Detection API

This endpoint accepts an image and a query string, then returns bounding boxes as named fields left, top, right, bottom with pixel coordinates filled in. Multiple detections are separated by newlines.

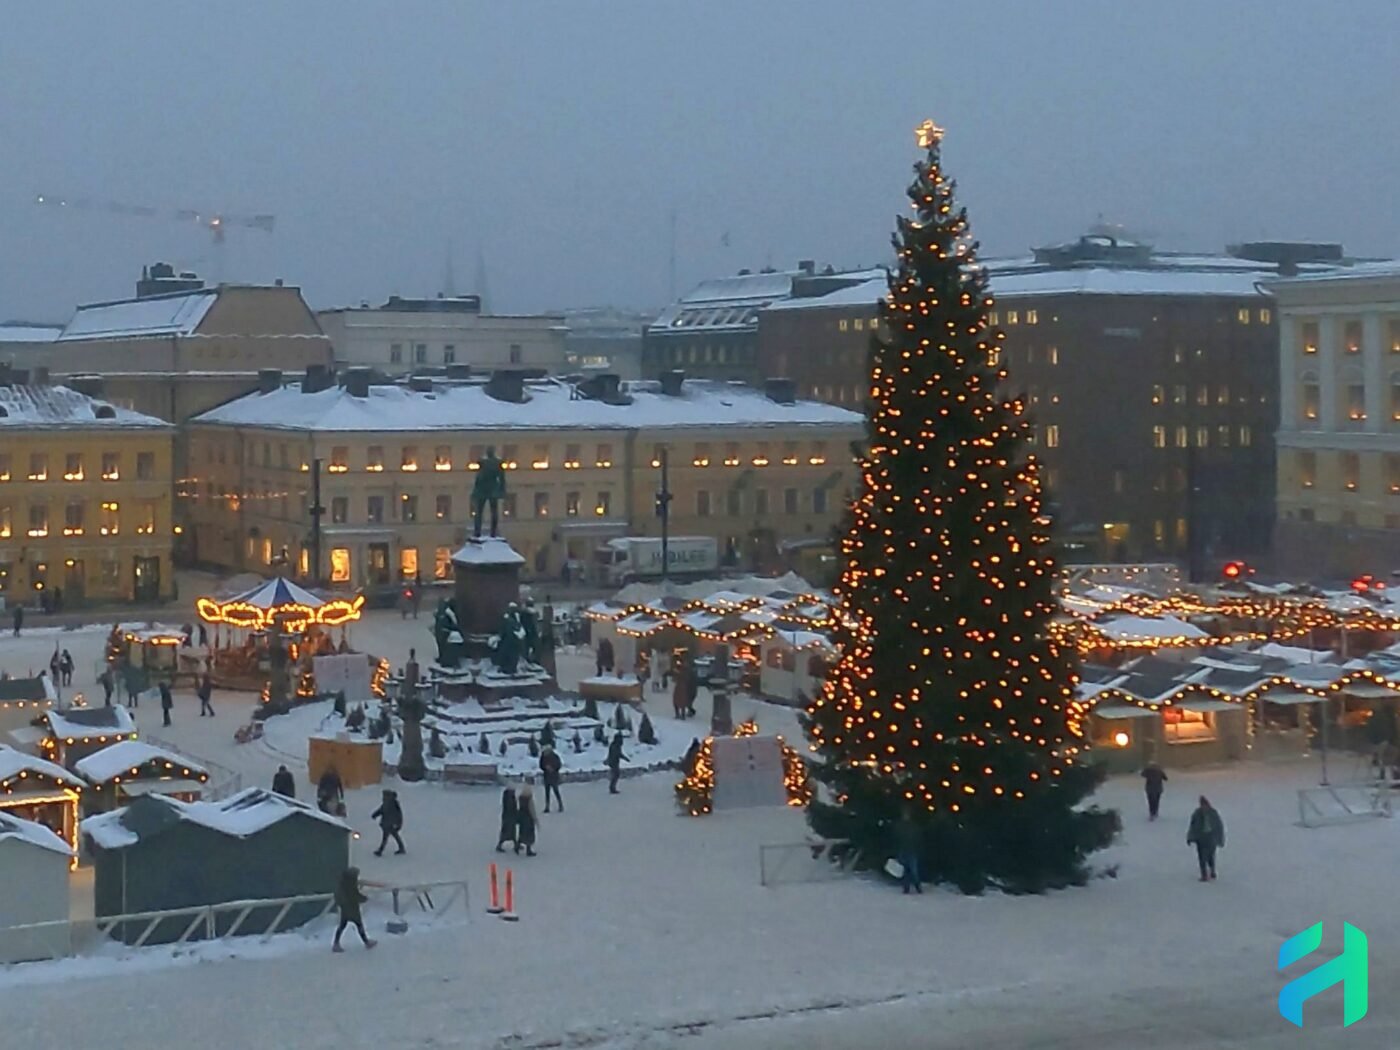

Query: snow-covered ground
left=5, top=611, right=1400, bottom=1047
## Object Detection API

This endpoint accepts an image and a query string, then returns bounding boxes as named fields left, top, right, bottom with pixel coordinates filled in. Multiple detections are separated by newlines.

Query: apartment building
left=185, top=369, right=861, bottom=590
left=0, top=377, right=175, bottom=607
left=1272, top=263, right=1400, bottom=576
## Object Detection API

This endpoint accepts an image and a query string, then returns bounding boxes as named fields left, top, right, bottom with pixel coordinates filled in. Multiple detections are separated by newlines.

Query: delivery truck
left=595, top=536, right=719, bottom=585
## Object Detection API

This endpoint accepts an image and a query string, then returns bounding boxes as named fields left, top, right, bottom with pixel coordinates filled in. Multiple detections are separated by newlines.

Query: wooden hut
left=0, top=745, right=84, bottom=863
left=0, top=812, right=73, bottom=963
left=41, top=706, right=138, bottom=771
left=75, top=740, right=210, bottom=812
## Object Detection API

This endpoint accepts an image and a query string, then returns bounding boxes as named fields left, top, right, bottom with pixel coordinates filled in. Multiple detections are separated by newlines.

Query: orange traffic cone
left=486, top=863, right=503, bottom=914
left=501, top=868, right=519, bottom=922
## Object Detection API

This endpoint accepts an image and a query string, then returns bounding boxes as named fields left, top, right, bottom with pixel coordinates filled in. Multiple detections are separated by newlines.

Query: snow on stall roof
left=57, top=290, right=218, bottom=341
left=74, top=741, right=208, bottom=785
left=1093, top=615, right=1208, bottom=641
left=46, top=705, right=136, bottom=740
left=82, top=786, right=349, bottom=850
left=610, top=572, right=819, bottom=606
left=0, top=385, right=171, bottom=430
left=0, top=324, right=62, bottom=343
left=192, top=379, right=862, bottom=434
left=0, top=745, right=85, bottom=790
left=0, top=811, right=72, bottom=856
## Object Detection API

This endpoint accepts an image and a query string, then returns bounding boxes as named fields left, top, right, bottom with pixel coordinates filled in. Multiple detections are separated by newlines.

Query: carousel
left=196, top=577, right=371, bottom=711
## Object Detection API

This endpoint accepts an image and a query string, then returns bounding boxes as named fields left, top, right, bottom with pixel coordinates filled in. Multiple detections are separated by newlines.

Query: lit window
left=1217, top=385, right=1229, bottom=405
left=753, top=443, right=771, bottom=467
left=725, top=443, right=742, bottom=467
left=400, top=446, right=419, bottom=472
left=435, top=445, right=453, bottom=471
left=809, top=442, right=827, bottom=466
left=1236, top=308, right=1250, bottom=325
left=1343, top=453, right=1361, bottom=491
left=434, top=546, right=452, bottom=580
left=366, top=446, right=384, bottom=472
left=1174, top=426, right=1188, bottom=448
left=566, top=491, right=580, bottom=518
left=0, top=454, right=9, bottom=482
left=1302, top=322, right=1319, bottom=354
left=99, top=501, right=119, bottom=536
left=782, top=442, right=799, bottom=466
left=987, top=345, right=1001, bottom=368
left=28, top=454, right=47, bottom=481
left=400, top=547, right=418, bottom=580
left=838, top=319, right=849, bottom=332
left=595, top=444, right=613, bottom=468
left=64, top=453, right=84, bottom=481
left=1151, top=385, right=1164, bottom=405
left=531, top=444, right=549, bottom=470
left=1302, top=383, right=1320, bottom=421
left=853, top=319, right=864, bottom=331
left=100, top=452, right=120, bottom=480
left=330, top=548, right=351, bottom=583
left=401, top=493, right=418, bottom=523
left=596, top=491, right=612, bottom=517
left=1173, top=385, right=1186, bottom=405
left=1259, top=308, right=1272, bottom=324
left=136, top=502, right=156, bottom=535
left=435, top=494, right=451, bottom=521
left=1045, top=425, right=1060, bottom=448
left=1348, top=384, right=1366, bottom=421
left=1344, top=320, right=1363, bottom=353
left=566, top=444, right=582, bottom=469
left=0, top=505, right=9, bottom=539
left=329, top=447, right=349, bottom=473
left=1152, top=425, right=1166, bottom=448
left=1006, top=310, right=1019, bottom=325
left=502, top=445, right=519, bottom=470
left=988, top=311, right=999, bottom=326
left=1299, top=451, right=1316, bottom=489
left=1217, top=425, right=1231, bottom=447
left=1025, top=309, right=1039, bottom=325
left=1238, top=425, right=1252, bottom=446
left=534, top=492, right=550, bottom=518
left=1047, top=345, right=1059, bottom=365
left=1196, top=386, right=1209, bottom=406
left=1195, top=426, right=1209, bottom=448
left=692, top=443, right=711, bottom=468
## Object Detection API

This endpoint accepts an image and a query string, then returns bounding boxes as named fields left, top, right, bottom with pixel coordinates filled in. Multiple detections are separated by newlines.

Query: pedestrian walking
left=272, top=764, right=296, bottom=798
left=99, top=668, right=115, bottom=707
left=331, top=867, right=376, bottom=952
left=411, top=574, right=422, bottom=619
left=496, top=786, right=519, bottom=852
left=515, top=781, right=538, bottom=856
left=317, top=766, right=345, bottom=816
left=1187, top=795, right=1225, bottom=881
left=539, top=744, right=564, bottom=812
left=11, top=604, right=21, bottom=636
left=893, top=805, right=923, bottom=894
left=1141, top=761, right=1167, bottom=820
left=683, top=660, right=699, bottom=718
left=681, top=737, right=702, bottom=776
left=123, top=665, right=140, bottom=707
left=370, top=788, right=405, bottom=856
left=605, top=731, right=629, bottom=794
left=198, top=622, right=209, bottom=648
left=60, top=650, right=74, bottom=687
left=596, top=638, right=614, bottom=678
left=672, top=672, right=688, bottom=721
left=49, top=649, right=61, bottom=683
left=197, top=671, right=215, bottom=717
left=159, top=681, right=173, bottom=726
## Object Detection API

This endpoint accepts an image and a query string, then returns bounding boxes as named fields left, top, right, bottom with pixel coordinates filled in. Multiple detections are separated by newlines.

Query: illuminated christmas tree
left=804, top=120, right=1118, bottom=893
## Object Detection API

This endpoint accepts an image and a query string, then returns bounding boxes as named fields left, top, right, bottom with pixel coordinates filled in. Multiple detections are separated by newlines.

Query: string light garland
left=675, top=718, right=813, bottom=816
left=195, top=594, right=365, bottom=633
left=800, top=120, right=1118, bottom=893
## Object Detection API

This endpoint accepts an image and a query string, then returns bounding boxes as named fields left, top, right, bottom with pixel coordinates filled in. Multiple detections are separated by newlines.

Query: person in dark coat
left=332, top=867, right=376, bottom=952
left=596, top=638, right=615, bottom=678
left=370, top=788, right=405, bottom=856
left=49, top=649, right=62, bottom=684
left=672, top=672, right=688, bottom=720
left=605, top=731, right=629, bottom=794
left=198, top=622, right=209, bottom=648
left=681, top=737, right=702, bottom=776
left=893, top=806, right=923, bottom=895
left=271, top=765, right=296, bottom=798
left=99, top=668, right=115, bottom=707
left=539, top=744, right=564, bottom=812
left=515, top=781, right=538, bottom=856
left=1141, top=762, right=1168, bottom=820
left=11, top=604, right=21, bottom=636
left=197, top=671, right=215, bottom=717
left=317, top=767, right=345, bottom=816
left=159, top=680, right=173, bottom=727
left=1187, top=795, right=1225, bottom=881
left=60, top=650, right=74, bottom=687
left=496, top=787, right=519, bottom=852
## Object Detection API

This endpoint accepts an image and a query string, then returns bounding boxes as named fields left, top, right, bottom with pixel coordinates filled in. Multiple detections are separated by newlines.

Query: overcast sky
left=2, top=1, right=1398, bottom=323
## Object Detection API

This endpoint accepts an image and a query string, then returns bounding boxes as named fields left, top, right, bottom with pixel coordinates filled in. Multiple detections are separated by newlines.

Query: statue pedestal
left=451, top=539, right=526, bottom=661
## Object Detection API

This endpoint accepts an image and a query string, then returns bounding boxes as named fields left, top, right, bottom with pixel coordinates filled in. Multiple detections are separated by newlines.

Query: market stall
left=0, top=744, right=84, bottom=865
left=75, top=740, right=210, bottom=812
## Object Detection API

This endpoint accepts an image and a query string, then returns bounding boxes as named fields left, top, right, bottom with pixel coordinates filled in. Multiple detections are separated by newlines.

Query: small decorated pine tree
left=638, top=711, right=658, bottom=745
left=540, top=720, right=556, bottom=748
left=478, top=732, right=490, bottom=753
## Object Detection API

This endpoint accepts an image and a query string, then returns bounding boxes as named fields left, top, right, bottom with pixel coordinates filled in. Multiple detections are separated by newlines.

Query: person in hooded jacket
left=539, top=745, right=564, bottom=812
left=515, top=781, right=539, bottom=856
left=271, top=765, right=296, bottom=798
left=332, top=867, right=376, bottom=952
left=605, top=731, right=629, bottom=794
left=681, top=737, right=702, bottom=777
left=893, top=805, right=923, bottom=895
left=1141, top=761, right=1168, bottom=820
left=496, top=786, right=519, bottom=852
left=1187, top=795, right=1225, bottom=881
left=317, top=766, right=345, bottom=816
left=370, top=788, right=405, bottom=856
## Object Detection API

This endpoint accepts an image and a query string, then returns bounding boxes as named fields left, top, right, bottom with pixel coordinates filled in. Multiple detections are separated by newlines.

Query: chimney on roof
left=257, top=368, right=283, bottom=395
left=660, top=369, right=686, bottom=397
left=274, top=278, right=284, bottom=288
left=301, top=363, right=334, bottom=394
left=486, top=369, right=527, bottom=404
left=738, top=268, right=751, bottom=276
left=68, top=374, right=105, bottom=399
left=798, top=260, right=815, bottom=275
left=764, top=377, right=797, bottom=405
left=344, top=367, right=372, bottom=399
left=445, top=363, right=472, bottom=381
left=408, top=375, right=434, bottom=393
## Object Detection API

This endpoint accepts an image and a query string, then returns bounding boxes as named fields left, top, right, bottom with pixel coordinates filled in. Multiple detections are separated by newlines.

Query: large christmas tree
left=804, top=120, right=1118, bottom=894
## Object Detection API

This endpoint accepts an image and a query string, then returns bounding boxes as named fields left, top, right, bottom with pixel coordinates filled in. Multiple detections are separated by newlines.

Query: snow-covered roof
left=46, top=705, right=137, bottom=742
left=0, top=675, right=58, bottom=704
left=0, top=324, right=62, bottom=343
left=0, top=385, right=172, bottom=430
left=57, top=290, right=218, bottom=341
left=1092, top=615, right=1209, bottom=642
left=225, top=576, right=326, bottom=610
left=1267, top=260, right=1400, bottom=287
left=451, top=539, right=526, bottom=566
left=765, top=278, right=888, bottom=312
left=82, top=786, right=348, bottom=850
left=0, top=745, right=85, bottom=790
left=192, top=377, right=863, bottom=434
left=0, top=812, right=72, bottom=856
left=74, top=741, right=209, bottom=785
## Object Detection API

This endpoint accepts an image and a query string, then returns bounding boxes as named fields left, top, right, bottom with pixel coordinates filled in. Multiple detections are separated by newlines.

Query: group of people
left=154, top=670, right=215, bottom=725
left=47, top=648, right=75, bottom=687
left=1140, top=762, right=1226, bottom=881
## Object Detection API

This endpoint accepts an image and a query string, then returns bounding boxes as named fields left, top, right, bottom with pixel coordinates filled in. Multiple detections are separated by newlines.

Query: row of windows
left=0, top=451, right=156, bottom=483
left=1149, top=425, right=1254, bottom=448
left=682, top=442, right=829, bottom=468
left=1298, top=377, right=1400, bottom=424
left=1151, top=384, right=1244, bottom=406
left=0, top=500, right=158, bottom=539
left=0, top=558, right=134, bottom=594
left=987, top=309, right=1041, bottom=326
left=307, top=440, right=832, bottom=474
left=387, top=343, right=525, bottom=366
left=1296, top=451, right=1400, bottom=494
left=1299, top=319, right=1400, bottom=355
left=652, top=343, right=758, bottom=367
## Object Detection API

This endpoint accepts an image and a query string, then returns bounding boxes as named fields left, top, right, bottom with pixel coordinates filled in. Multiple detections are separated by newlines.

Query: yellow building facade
left=185, top=372, right=861, bottom=590
left=0, top=383, right=175, bottom=606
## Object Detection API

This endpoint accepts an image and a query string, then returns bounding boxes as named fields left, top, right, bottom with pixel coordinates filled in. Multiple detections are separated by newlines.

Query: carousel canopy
left=197, top=576, right=364, bottom=631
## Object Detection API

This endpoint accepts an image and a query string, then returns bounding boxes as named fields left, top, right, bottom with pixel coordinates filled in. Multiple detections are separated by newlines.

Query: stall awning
left=1180, top=700, right=1239, bottom=713
left=1342, top=683, right=1399, bottom=700
left=119, top=779, right=206, bottom=798
left=1093, top=705, right=1159, bottom=720
left=1262, top=690, right=1324, bottom=706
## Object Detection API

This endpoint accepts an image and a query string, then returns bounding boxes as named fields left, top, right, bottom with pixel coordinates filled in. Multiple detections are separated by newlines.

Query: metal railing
left=1297, top=783, right=1393, bottom=828
left=0, top=878, right=469, bottom=966
left=759, top=838, right=860, bottom=887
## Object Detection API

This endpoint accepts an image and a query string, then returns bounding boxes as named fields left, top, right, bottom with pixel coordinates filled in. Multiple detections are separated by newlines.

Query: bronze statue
left=471, top=446, right=507, bottom=539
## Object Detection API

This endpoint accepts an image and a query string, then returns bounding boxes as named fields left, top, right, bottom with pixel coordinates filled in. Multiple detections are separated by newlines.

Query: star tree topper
left=915, top=119, right=945, bottom=148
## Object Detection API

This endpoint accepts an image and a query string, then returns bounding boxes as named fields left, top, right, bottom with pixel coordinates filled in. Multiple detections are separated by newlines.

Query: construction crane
left=34, top=192, right=275, bottom=283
